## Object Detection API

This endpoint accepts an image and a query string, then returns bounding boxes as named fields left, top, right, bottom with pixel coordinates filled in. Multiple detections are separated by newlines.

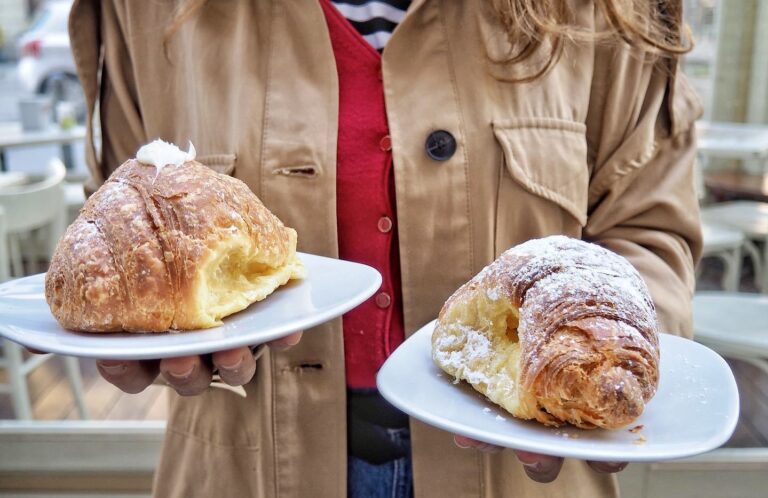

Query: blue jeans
left=348, top=427, right=413, bottom=498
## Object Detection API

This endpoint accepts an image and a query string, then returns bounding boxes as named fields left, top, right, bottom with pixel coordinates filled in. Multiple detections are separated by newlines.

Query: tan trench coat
left=69, top=0, right=703, bottom=496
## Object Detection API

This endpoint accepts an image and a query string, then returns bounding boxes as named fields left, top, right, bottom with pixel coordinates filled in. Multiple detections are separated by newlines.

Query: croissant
left=45, top=140, right=305, bottom=333
left=432, top=236, right=659, bottom=429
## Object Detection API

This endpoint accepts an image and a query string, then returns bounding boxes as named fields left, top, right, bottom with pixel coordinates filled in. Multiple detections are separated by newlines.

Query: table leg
left=723, top=247, right=742, bottom=292
left=61, top=143, right=74, bottom=170
left=744, top=240, right=763, bottom=291
left=762, top=237, right=768, bottom=294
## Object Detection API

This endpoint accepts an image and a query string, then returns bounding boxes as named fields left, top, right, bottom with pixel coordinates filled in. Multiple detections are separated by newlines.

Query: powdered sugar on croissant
left=432, top=236, right=659, bottom=429
left=45, top=144, right=305, bottom=333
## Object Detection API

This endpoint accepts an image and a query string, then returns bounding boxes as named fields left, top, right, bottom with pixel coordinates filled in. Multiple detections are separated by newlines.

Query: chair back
left=0, top=159, right=66, bottom=235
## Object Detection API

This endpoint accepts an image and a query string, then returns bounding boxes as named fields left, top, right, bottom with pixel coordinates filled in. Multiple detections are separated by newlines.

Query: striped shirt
left=331, top=0, right=411, bottom=51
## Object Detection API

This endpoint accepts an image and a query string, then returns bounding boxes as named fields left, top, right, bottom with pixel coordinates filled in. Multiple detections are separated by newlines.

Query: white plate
left=0, top=253, right=381, bottom=360
left=377, top=320, right=739, bottom=462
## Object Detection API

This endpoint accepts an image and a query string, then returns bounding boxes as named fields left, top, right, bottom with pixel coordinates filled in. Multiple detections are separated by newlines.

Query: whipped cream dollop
left=136, top=139, right=196, bottom=174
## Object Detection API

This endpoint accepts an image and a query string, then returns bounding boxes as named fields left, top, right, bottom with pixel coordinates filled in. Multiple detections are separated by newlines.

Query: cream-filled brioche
left=45, top=140, right=305, bottom=332
left=432, top=236, right=659, bottom=429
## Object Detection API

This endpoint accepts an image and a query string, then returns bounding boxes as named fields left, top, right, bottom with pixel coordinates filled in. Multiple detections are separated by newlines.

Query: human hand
left=89, top=331, right=303, bottom=396
left=96, top=349, right=261, bottom=396
left=453, top=435, right=628, bottom=483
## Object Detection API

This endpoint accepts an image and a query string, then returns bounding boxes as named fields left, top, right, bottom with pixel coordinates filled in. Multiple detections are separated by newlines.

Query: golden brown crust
left=45, top=158, right=303, bottom=332
left=432, top=236, right=659, bottom=429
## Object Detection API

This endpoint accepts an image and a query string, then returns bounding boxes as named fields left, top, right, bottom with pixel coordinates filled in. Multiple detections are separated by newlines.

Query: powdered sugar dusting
left=433, top=323, right=493, bottom=385
left=432, top=235, right=660, bottom=427
left=507, top=237, right=659, bottom=390
left=486, top=287, right=501, bottom=301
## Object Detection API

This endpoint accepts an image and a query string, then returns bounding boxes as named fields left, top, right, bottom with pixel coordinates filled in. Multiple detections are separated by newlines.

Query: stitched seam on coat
left=477, top=451, right=484, bottom=497
left=257, top=2, right=279, bottom=497
left=441, top=6, right=482, bottom=493
left=164, top=426, right=261, bottom=451
left=318, top=3, right=343, bottom=492
left=492, top=117, right=587, bottom=133
left=439, top=0, right=474, bottom=273
left=258, top=2, right=276, bottom=203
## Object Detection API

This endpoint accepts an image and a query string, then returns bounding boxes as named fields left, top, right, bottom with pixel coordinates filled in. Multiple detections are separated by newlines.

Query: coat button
left=375, top=292, right=391, bottom=309
left=379, top=135, right=392, bottom=152
left=425, top=130, right=456, bottom=161
left=377, top=216, right=393, bottom=233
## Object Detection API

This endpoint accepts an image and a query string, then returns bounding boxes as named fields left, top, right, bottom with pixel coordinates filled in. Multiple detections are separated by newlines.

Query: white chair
left=693, top=292, right=768, bottom=377
left=0, top=206, right=9, bottom=282
left=699, top=222, right=745, bottom=292
left=0, top=341, right=89, bottom=420
left=700, top=201, right=768, bottom=293
left=0, top=159, right=88, bottom=420
left=0, top=159, right=66, bottom=276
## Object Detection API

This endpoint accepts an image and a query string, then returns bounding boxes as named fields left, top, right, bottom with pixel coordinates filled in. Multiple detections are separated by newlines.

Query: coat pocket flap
left=197, top=154, right=237, bottom=175
left=493, top=119, right=589, bottom=226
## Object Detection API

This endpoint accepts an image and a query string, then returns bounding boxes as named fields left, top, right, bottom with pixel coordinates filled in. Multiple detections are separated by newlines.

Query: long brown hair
left=490, top=0, right=691, bottom=81
left=164, top=0, right=692, bottom=80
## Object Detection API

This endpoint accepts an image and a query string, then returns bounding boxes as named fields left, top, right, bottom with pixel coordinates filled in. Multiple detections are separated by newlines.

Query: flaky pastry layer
left=432, top=236, right=659, bottom=429
left=45, top=159, right=304, bottom=332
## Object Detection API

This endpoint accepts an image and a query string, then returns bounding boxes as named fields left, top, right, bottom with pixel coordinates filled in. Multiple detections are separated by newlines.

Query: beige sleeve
left=585, top=126, right=702, bottom=338
left=584, top=43, right=704, bottom=338
left=69, top=0, right=145, bottom=195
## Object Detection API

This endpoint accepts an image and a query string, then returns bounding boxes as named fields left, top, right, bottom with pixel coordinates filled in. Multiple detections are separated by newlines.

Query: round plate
left=377, top=320, right=739, bottom=462
left=0, top=253, right=381, bottom=359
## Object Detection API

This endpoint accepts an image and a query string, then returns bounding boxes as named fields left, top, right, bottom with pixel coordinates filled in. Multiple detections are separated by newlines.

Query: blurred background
left=0, top=0, right=766, bottom=497
left=0, top=0, right=86, bottom=172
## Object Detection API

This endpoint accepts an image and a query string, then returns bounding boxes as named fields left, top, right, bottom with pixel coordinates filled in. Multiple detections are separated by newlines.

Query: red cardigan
left=321, top=0, right=406, bottom=389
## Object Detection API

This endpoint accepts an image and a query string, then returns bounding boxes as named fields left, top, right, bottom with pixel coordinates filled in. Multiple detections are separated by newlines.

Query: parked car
left=16, top=0, right=84, bottom=121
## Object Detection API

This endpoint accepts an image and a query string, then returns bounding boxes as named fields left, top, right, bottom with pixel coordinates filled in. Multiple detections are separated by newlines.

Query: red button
left=379, top=135, right=392, bottom=152
left=377, top=216, right=393, bottom=233
left=375, top=292, right=391, bottom=309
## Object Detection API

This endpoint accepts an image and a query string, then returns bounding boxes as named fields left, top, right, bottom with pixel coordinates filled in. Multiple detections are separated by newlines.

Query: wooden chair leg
left=3, top=339, right=33, bottom=420
left=62, top=355, right=90, bottom=419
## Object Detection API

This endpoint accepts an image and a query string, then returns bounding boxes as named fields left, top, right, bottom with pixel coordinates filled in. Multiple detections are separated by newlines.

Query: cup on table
left=18, top=96, right=53, bottom=132
left=55, top=101, right=76, bottom=130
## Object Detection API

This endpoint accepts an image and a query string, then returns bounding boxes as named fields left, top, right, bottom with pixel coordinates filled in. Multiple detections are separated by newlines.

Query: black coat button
left=425, top=130, right=457, bottom=161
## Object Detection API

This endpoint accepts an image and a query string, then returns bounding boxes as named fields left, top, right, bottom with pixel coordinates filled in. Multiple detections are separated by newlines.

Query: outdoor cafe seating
left=0, top=158, right=88, bottom=420
left=0, top=1, right=767, bottom=496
